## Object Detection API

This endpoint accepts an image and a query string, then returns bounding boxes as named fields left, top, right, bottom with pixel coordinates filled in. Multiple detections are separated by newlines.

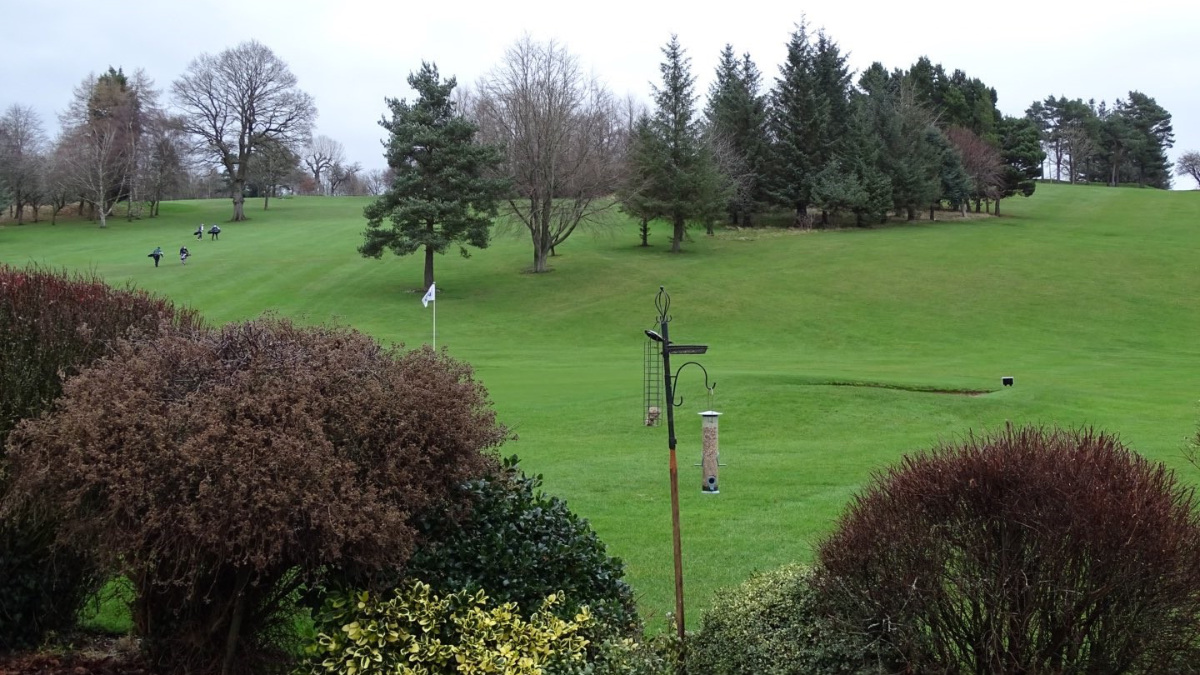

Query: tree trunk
left=639, top=218, right=649, bottom=247
left=706, top=220, right=714, bottom=236
left=994, top=198, right=1001, bottom=216
left=263, top=190, right=271, bottom=210
left=231, top=183, right=246, bottom=221
left=220, top=569, right=251, bottom=675
left=906, top=206, right=916, bottom=221
left=424, top=223, right=435, bottom=288
left=671, top=217, right=684, bottom=253
left=794, top=201, right=808, bottom=227
left=929, top=204, right=935, bottom=221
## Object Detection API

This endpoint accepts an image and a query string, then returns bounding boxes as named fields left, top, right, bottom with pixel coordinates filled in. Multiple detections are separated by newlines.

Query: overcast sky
left=4, top=0, right=1198, bottom=187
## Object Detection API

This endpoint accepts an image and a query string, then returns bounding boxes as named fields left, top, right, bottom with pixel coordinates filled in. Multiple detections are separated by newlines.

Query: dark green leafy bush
left=404, top=457, right=641, bottom=645
left=0, top=264, right=197, bottom=651
left=3, top=317, right=507, bottom=673
left=689, top=564, right=889, bottom=675
left=818, top=425, right=1200, bottom=674
left=553, top=633, right=680, bottom=675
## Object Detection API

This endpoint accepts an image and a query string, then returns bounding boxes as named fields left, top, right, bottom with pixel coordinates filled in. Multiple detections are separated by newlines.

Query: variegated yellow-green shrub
left=304, top=582, right=592, bottom=675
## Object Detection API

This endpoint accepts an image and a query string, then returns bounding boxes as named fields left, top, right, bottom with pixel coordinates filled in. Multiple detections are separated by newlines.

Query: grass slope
left=3, top=184, right=1199, bottom=629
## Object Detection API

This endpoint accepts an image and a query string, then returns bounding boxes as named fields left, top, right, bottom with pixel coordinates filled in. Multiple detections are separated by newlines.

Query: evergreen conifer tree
left=767, top=20, right=825, bottom=225
left=704, top=45, right=768, bottom=226
left=360, top=63, right=508, bottom=290
left=638, top=35, right=728, bottom=252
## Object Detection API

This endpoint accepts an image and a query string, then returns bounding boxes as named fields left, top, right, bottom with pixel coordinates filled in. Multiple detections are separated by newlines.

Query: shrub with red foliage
left=0, top=264, right=199, bottom=652
left=0, top=263, right=200, bottom=449
left=817, top=425, right=1200, bottom=674
left=2, top=317, right=508, bottom=674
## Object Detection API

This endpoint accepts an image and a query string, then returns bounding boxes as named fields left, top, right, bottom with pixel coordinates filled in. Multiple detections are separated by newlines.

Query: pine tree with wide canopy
left=360, top=62, right=508, bottom=291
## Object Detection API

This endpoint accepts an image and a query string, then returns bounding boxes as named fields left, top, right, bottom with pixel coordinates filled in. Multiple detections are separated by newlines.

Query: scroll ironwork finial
left=655, top=286, right=672, bottom=324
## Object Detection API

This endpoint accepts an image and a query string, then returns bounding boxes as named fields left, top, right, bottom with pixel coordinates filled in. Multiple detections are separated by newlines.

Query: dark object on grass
left=1002, top=376, right=1014, bottom=386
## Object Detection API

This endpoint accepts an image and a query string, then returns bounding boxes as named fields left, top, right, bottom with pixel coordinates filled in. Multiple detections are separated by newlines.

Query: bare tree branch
left=474, top=36, right=625, bottom=272
left=171, top=40, right=315, bottom=221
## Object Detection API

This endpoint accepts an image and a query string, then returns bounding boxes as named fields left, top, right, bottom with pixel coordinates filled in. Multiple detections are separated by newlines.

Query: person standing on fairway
left=194, top=224, right=204, bottom=240
left=148, top=246, right=164, bottom=267
left=209, top=224, right=221, bottom=240
left=179, top=246, right=190, bottom=265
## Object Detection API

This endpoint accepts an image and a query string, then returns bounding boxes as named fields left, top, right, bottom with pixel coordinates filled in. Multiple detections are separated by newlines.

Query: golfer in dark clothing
left=209, top=224, right=221, bottom=240
left=180, top=246, right=190, bottom=265
left=194, top=225, right=204, bottom=240
left=148, top=246, right=164, bottom=267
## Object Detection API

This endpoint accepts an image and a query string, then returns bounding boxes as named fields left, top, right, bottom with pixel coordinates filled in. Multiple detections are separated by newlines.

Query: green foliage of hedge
left=404, top=457, right=639, bottom=642
left=303, top=581, right=592, bottom=675
left=688, top=564, right=890, bottom=675
left=0, top=264, right=197, bottom=651
left=551, top=635, right=679, bottom=675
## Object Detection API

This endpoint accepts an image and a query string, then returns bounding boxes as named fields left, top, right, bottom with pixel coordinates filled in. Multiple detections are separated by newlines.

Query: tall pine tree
left=767, top=20, right=825, bottom=225
left=360, top=62, right=508, bottom=290
left=704, top=45, right=768, bottom=226
left=638, top=35, right=727, bottom=252
left=810, top=29, right=853, bottom=225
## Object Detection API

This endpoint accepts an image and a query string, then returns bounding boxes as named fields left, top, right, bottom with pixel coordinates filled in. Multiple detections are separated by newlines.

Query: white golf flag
left=421, top=283, right=436, bottom=308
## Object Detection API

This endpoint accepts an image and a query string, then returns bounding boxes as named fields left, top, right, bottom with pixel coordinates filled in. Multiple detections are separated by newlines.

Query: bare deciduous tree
left=172, top=40, right=315, bottom=221
left=362, top=168, right=392, bottom=196
left=302, top=134, right=343, bottom=195
left=56, top=69, right=158, bottom=226
left=249, top=136, right=301, bottom=209
left=947, top=126, right=1003, bottom=213
left=0, top=105, right=48, bottom=224
left=44, top=139, right=77, bottom=224
left=474, top=37, right=625, bottom=273
left=327, top=160, right=361, bottom=195
left=59, top=73, right=137, bottom=228
left=140, top=112, right=188, bottom=216
left=1176, top=150, right=1200, bottom=189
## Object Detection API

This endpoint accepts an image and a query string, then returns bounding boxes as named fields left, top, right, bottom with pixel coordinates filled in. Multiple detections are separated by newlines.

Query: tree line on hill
left=0, top=23, right=1188, bottom=274
left=363, top=23, right=1054, bottom=285
left=0, top=48, right=387, bottom=228
left=1027, top=93, right=1176, bottom=188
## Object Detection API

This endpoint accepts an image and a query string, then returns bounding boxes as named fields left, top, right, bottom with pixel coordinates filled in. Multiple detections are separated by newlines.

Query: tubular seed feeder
left=699, top=411, right=721, bottom=493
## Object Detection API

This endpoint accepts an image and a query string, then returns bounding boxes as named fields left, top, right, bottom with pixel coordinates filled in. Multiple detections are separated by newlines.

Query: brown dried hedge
left=3, top=316, right=508, bottom=674
left=0, top=264, right=198, bottom=651
left=817, top=425, right=1200, bottom=674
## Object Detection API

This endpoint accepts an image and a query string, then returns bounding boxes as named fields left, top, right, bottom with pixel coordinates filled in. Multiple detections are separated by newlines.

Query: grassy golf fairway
left=3, top=183, right=1198, bottom=629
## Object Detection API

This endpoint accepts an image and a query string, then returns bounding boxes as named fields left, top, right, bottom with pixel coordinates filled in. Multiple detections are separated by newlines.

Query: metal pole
left=661, top=317, right=685, bottom=643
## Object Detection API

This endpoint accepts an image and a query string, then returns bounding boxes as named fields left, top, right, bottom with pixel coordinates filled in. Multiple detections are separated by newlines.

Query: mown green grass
left=4, top=184, right=1200, bottom=631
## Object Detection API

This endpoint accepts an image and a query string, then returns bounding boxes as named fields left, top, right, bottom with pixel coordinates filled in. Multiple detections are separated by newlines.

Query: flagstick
left=432, top=296, right=436, bottom=349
